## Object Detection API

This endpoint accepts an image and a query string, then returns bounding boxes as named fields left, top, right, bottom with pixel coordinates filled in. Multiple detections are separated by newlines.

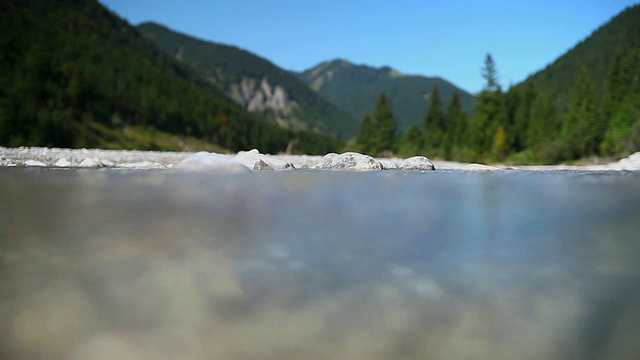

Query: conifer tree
left=602, top=50, right=626, bottom=121
left=491, top=125, right=507, bottom=161
left=481, top=53, right=500, bottom=93
left=621, top=42, right=640, bottom=154
left=629, top=42, right=640, bottom=95
left=357, top=112, right=375, bottom=154
left=513, top=81, right=536, bottom=151
left=562, top=67, right=600, bottom=157
left=600, top=51, right=630, bottom=154
left=601, top=100, right=636, bottom=155
left=398, top=123, right=423, bottom=156
left=445, top=89, right=466, bottom=158
left=527, top=94, right=557, bottom=149
left=372, top=92, right=397, bottom=154
left=424, top=82, right=444, bottom=151
left=470, top=53, right=504, bottom=156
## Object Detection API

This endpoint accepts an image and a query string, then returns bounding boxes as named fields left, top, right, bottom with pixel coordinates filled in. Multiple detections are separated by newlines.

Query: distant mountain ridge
left=137, top=22, right=359, bottom=139
left=294, top=59, right=475, bottom=132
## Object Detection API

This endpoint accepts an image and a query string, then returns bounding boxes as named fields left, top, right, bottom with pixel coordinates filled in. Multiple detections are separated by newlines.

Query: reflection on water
left=1, top=168, right=640, bottom=359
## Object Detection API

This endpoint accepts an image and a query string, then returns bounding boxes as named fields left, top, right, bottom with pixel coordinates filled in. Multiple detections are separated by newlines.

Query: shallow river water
left=1, top=168, right=640, bottom=359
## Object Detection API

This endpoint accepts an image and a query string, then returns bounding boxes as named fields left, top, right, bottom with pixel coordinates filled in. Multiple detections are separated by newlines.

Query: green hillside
left=356, top=5, right=640, bottom=164
left=342, top=5, right=640, bottom=163
left=524, top=5, right=640, bottom=114
left=137, top=22, right=359, bottom=139
left=0, top=0, right=342, bottom=154
left=295, top=59, right=476, bottom=132
left=501, top=4, right=640, bottom=162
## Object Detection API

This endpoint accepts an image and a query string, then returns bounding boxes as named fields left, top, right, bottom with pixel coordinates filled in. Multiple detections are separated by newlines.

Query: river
left=1, top=168, right=639, bottom=359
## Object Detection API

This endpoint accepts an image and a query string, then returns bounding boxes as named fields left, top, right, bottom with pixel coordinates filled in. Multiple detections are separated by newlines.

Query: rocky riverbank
left=0, top=147, right=435, bottom=171
left=1, top=146, right=639, bottom=171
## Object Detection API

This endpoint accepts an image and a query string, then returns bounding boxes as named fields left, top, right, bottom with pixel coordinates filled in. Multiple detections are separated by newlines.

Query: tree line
left=2, top=0, right=638, bottom=159
left=356, top=51, right=640, bottom=164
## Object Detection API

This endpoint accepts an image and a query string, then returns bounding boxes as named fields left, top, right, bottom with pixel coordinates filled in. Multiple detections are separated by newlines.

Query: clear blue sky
left=100, top=0, right=638, bottom=93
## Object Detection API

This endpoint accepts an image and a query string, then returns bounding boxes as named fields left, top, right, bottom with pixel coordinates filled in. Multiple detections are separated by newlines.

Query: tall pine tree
left=398, top=123, right=423, bottom=156
left=470, top=53, right=503, bottom=156
left=601, top=49, right=637, bottom=155
left=512, top=81, right=536, bottom=151
left=481, top=53, right=500, bottom=93
left=527, top=94, right=557, bottom=150
left=444, top=89, right=466, bottom=158
left=423, top=82, right=444, bottom=152
left=562, top=66, right=600, bottom=157
left=491, top=125, right=507, bottom=161
left=357, top=112, right=375, bottom=154
left=372, top=92, right=397, bottom=155
left=602, top=50, right=626, bottom=121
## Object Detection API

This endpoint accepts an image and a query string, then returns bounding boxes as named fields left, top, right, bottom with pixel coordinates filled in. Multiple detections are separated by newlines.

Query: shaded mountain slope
left=0, top=0, right=342, bottom=154
left=522, top=4, right=640, bottom=112
left=137, top=22, right=359, bottom=139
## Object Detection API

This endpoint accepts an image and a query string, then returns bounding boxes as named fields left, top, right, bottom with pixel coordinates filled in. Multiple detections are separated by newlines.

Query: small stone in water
left=25, top=160, right=47, bottom=167
left=54, top=158, right=72, bottom=167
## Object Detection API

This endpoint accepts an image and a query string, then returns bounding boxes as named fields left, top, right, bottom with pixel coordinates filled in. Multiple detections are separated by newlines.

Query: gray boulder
left=378, top=158, right=400, bottom=170
left=100, top=159, right=115, bottom=167
left=176, top=152, right=250, bottom=172
left=609, top=151, right=640, bottom=170
left=253, top=159, right=274, bottom=170
left=24, top=160, right=47, bottom=167
left=314, top=152, right=385, bottom=170
left=231, top=149, right=294, bottom=170
left=79, top=157, right=103, bottom=168
left=54, top=158, right=72, bottom=167
left=400, top=156, right=435, bottom=170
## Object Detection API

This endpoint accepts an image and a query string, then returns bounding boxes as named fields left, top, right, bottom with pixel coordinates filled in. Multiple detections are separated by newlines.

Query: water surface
left=1, top=168, right=639, bottom=359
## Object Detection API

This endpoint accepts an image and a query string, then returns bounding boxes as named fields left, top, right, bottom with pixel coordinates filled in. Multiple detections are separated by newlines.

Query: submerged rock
left=462, top=163, right=501, bottom=171
left=400, top=156, right=435, bottom=170
left=314, top=152, right=385, bottom=171
left=121, top=161, right=165, bottom=169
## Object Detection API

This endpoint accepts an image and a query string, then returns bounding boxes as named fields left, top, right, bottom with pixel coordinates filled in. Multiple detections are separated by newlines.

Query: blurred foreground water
left=1, top=168, right=640, bottom=359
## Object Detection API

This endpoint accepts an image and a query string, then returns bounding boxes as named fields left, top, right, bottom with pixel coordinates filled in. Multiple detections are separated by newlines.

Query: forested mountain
left=501, top=4, right=640, bottom=162
left=137, top=22, right=359, bottom=139
left=3, top=0, right=637, bottom=162
left=295, top=59, right=475, bottom=132
left=0, top=0, right=342, bottom=154
left=353, top=5, right=640, bottom=163
left=523, top=5, right=640, bottom=113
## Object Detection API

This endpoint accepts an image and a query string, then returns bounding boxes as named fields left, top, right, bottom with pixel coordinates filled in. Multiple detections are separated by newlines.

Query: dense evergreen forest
left=0, top=0, right=343, bottom=154
left=357, top=5, right=640, bottom=163
left=2, top=0, right=638, bottom=162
